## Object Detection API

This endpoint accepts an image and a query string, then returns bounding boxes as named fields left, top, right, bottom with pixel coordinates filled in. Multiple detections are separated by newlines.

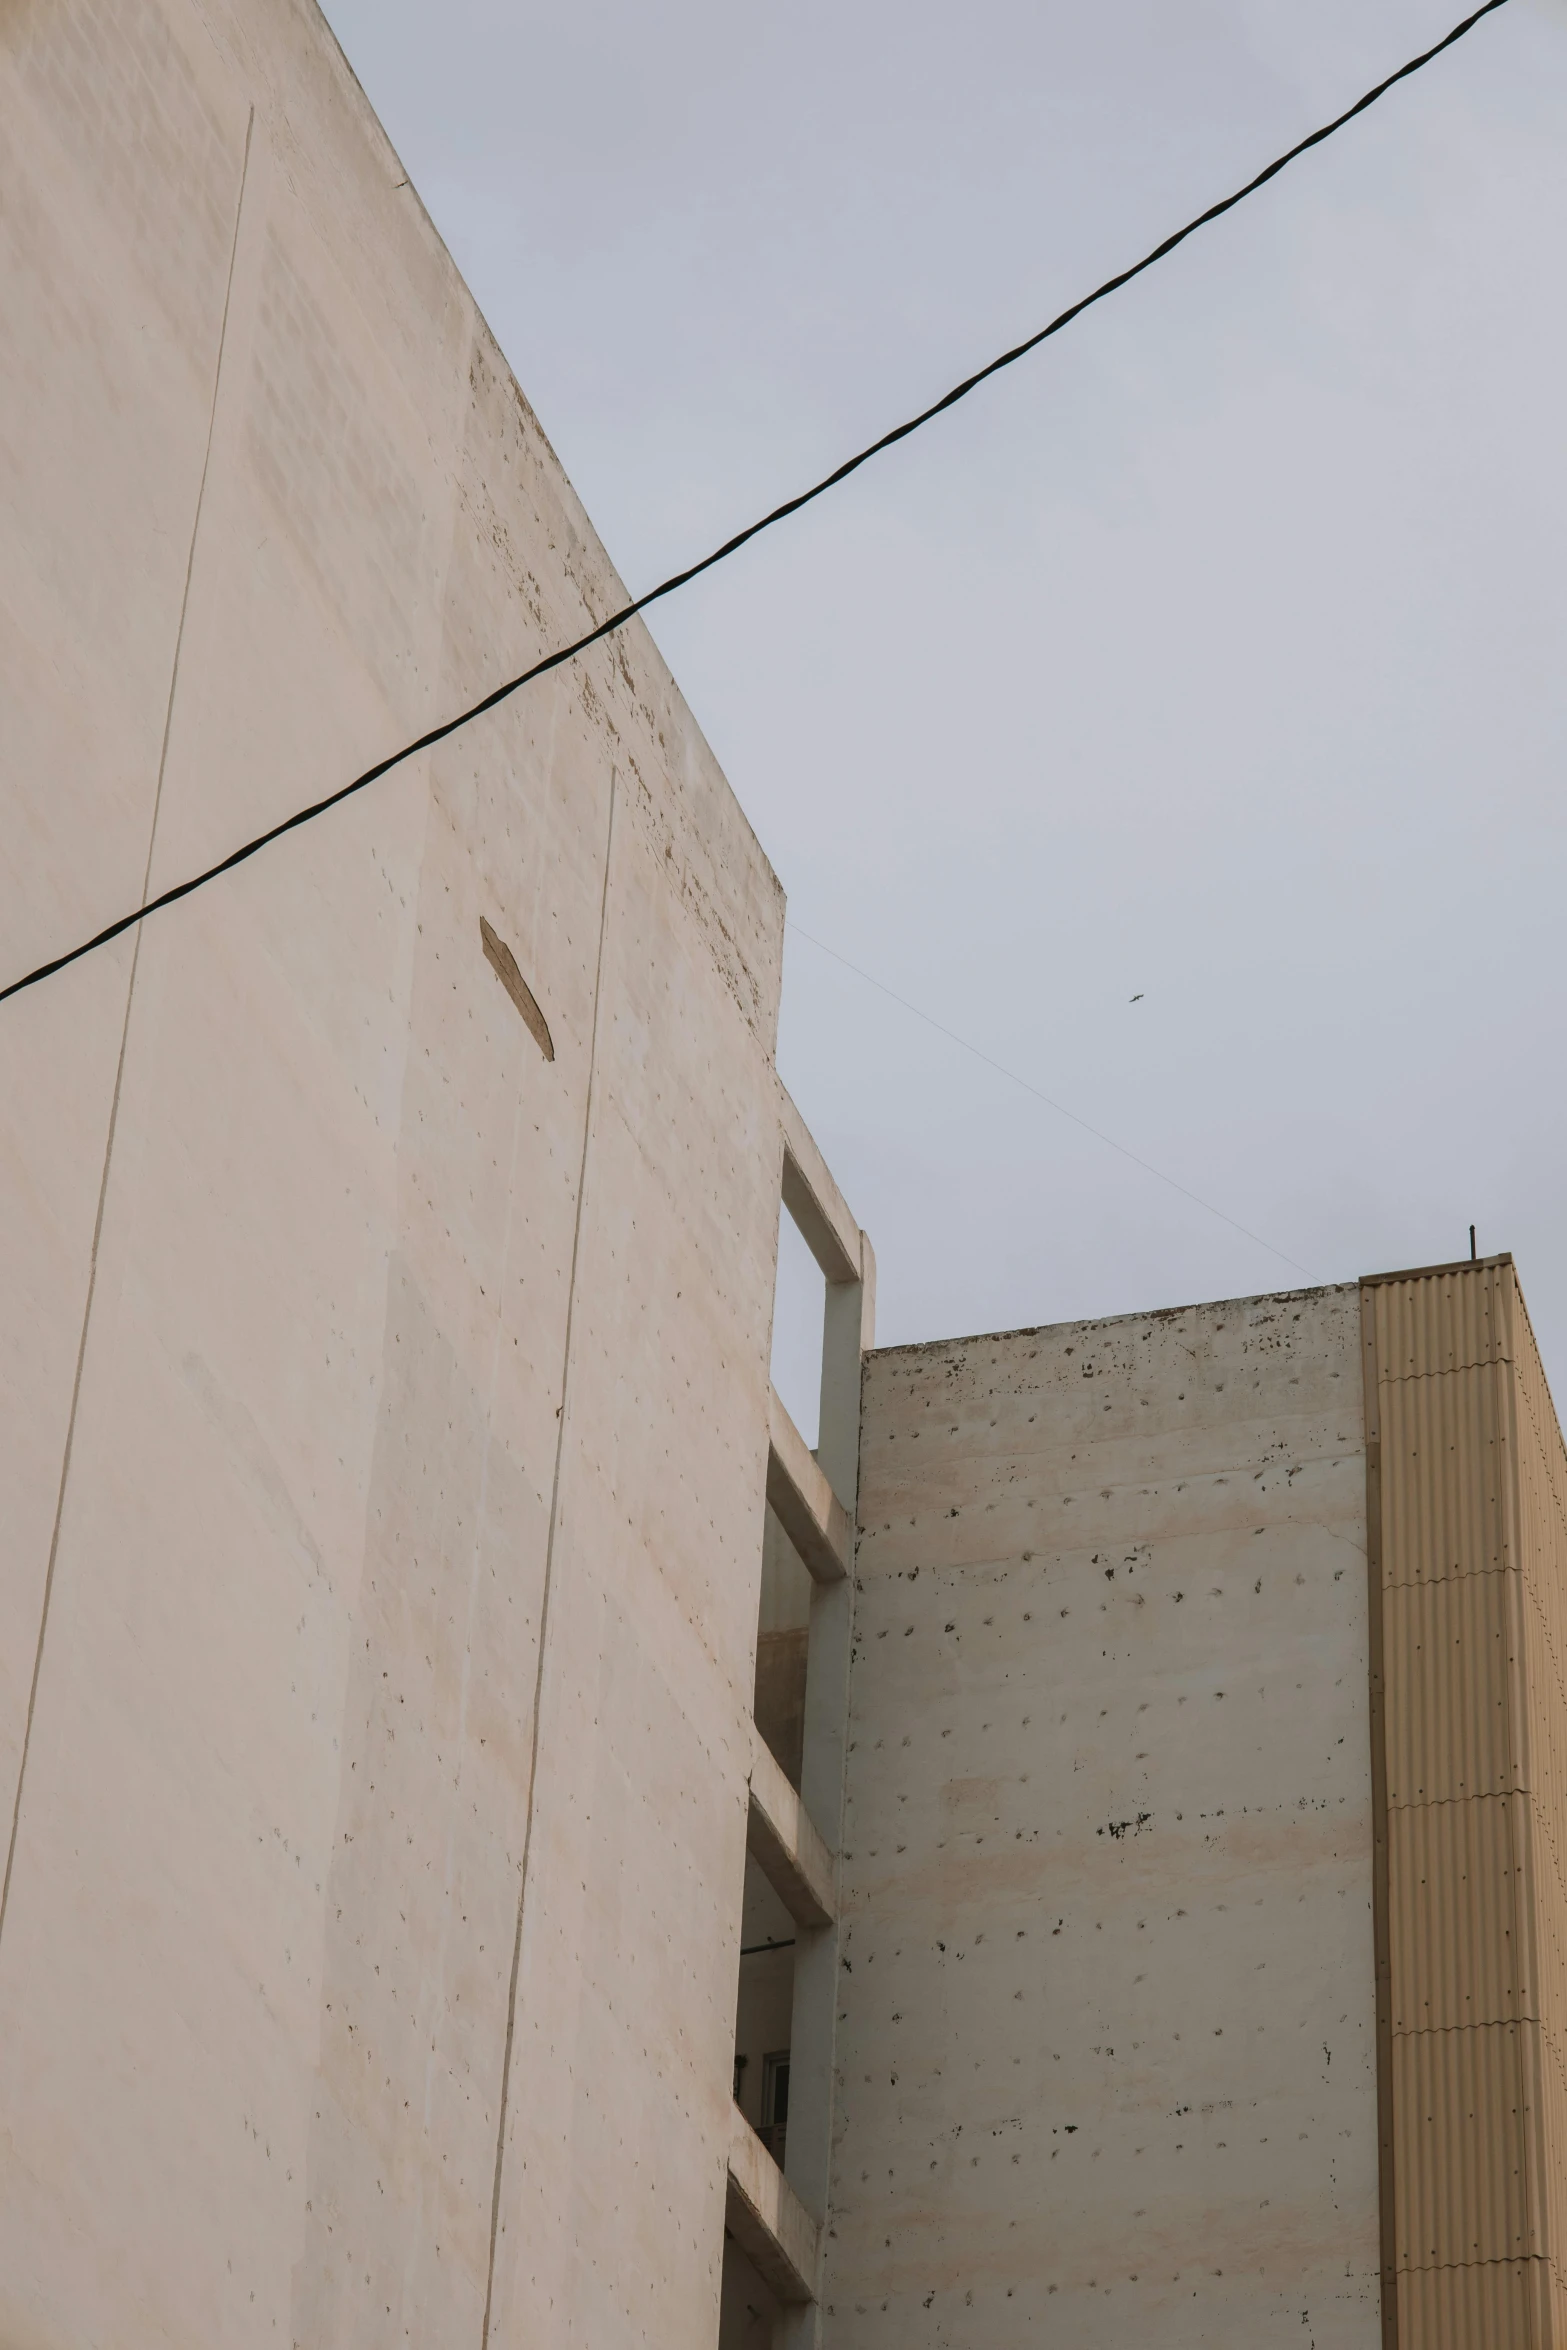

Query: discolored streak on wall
left=830, top=1288, right=1382, bottom=2347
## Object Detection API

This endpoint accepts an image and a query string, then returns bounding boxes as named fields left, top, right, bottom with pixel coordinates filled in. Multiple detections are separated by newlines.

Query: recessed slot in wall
left=718, top=2228, right=779, bottom=2350
left=733, top=1852, right=796, bottom=2165
left=754, top=1507, right=812, bottom=1792
left=480, top=916, right=554, bottom=1061
left=769, top=1200, right=825, bottom=1448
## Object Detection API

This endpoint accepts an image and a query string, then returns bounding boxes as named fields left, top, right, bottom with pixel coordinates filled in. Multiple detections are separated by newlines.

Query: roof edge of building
left=866, top=1274, right=1363, bottom=1366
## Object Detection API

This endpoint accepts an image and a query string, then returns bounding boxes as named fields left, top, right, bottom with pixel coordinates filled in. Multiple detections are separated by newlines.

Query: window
left=759, top=2050, right=790, bottom=2165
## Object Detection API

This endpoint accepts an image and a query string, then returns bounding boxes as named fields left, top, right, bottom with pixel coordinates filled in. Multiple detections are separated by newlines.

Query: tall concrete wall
left=830, top=1289, right=1382, bottom=2346
left=0, top=4, right=783, bottom=2343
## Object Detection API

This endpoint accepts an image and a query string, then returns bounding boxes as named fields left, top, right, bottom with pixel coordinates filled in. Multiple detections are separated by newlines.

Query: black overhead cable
left=0, top=0, right=1515, bottom=1012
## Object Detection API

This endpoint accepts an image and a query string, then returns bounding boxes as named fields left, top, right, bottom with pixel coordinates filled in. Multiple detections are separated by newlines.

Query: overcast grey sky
left=321, top=0, right=1565, bottom=1425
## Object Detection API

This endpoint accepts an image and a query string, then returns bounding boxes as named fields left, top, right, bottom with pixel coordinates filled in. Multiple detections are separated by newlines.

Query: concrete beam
left=747, top=1723, right=835, bottom=1930
left=766, top=1389, right=851, bottom=1585
left=779, top=1087, right=860, bottom=1287
left=726, top=2103, right=820, bottom=2307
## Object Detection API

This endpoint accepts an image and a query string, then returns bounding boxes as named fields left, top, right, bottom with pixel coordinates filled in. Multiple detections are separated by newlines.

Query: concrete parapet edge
left=767, top=1388, right=851, bottom=1584
left=726, top=2102, right=820, bottom=2306
left=779, top=1085, right=860, bottom=1287
left=748, top=1722, right=835, bottom=1929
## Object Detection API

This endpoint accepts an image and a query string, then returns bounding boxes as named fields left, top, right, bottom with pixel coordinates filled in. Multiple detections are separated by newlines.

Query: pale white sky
left=321, top=0, right=1566, bottom=1421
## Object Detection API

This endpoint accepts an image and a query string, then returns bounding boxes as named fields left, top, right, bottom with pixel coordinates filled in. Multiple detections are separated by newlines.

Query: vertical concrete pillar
left=762, top=1095, right=873, bottom=2343
left=784, top=1232, right=874, bottom=2306
left=816, top=1236, right=874, bottom=1515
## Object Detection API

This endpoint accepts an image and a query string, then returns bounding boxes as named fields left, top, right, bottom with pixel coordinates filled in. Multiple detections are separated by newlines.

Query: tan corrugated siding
left=1376, top=1356, right=1513, bottom=1585
left=1395, top=2255, right=1558, bottom=2349
left=1517, top=1294, right=1567, bottom=2338
left=1386, top=1793, right=1532, bottom=2032
left=1515, top=1308, right=1567, bottom=1910
left=1366, top=1257, right=1567, bottom=2346
left=1389, top=2017, right=1541, bottom=2267
left=1371, top=1257, right=1515, bottom=1381
left=1380, top=1566, right=1522, bottom=1805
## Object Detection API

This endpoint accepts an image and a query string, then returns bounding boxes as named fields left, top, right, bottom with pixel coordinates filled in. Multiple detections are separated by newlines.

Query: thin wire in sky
left=0, top=0, right=1516, bottom=1011
left=787, top=923, right=1314, bottom=1278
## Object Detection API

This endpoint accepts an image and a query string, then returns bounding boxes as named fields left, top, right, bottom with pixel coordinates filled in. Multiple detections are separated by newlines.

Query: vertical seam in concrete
left=1360, top=1280, right=1399, bottom=2350
left=0, top=109, right=256, bottom=1957
left=407, top=913, right=545, bottom=2310
left=480, top=764, right=619, bottom=2350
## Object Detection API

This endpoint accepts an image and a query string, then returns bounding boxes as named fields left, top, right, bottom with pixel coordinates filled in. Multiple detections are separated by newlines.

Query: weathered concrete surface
left=727, top=2099, right=820, bottom=2304
left=827, top=1289, right=1380, bottom=2346
left=720, top=2229, right=783, bottom=2349
left=0, top=3, right=783, bottom=2344
left=768, top=1387, right=853, bottom=1585
left=750, top=1721, right=835, bottom=1929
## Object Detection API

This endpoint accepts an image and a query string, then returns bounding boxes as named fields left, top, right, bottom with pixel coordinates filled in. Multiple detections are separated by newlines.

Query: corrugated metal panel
left=1515, top=1319, right=1567, bottom=1602
left=1538, top=2020, right=1567, bottom=2336
left=1395, top=2255, right=1555, bottom=2350
left=1513, top=1297, right=1567, bottom=2341
left=1376, top=1359, right=1513, bottom=1587
left=1365, top=1258, right=1567, bottom=2346
left=1381, top=1566, right=1524, bottom=1807
left=1387, top=1792, right=1530, bottom=2034
left=1514, top=1321, right=1567, bottom=1888
left=1390, top=2016, right=1540, bottom=2269
left=1517, top=1283, right=1567, bottom=1495
left=1536, top=1835, right=1567, bottom=2065
left=1520, top=1579, right=1567, bottom=1944
left=1367, top=1258, right=1516, bottom=1384
left=1522, top=1796, right=1567, bottom=2067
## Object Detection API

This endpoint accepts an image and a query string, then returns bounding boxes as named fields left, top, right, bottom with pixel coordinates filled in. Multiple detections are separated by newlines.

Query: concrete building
left=3, top=6, right=1566, bottom=2348
left=836, top=1259, right=1567, bottom=2347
